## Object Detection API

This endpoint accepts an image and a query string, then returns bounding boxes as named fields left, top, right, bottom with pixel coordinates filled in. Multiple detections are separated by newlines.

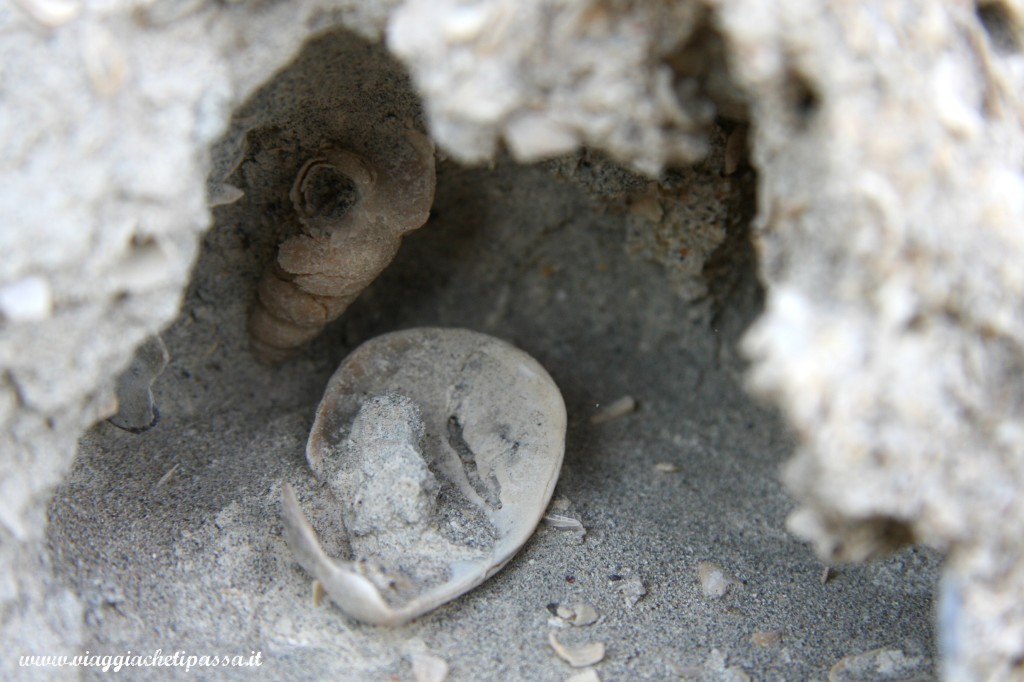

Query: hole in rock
left=786, top=71, right=820, bottom=130
left=300, top=164, right=359, bottom=220
left=976, top=0, right=1023, bottom=54
left=47, top=25, right=941, bottom=681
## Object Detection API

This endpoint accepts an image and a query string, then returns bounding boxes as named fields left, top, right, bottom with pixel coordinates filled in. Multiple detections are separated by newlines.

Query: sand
left=46, top=157, right=940, bottom=681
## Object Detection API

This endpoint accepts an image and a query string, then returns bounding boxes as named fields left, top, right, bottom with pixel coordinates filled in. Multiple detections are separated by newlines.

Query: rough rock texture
left=385, top=2, right=1024, bottom=667
left=387, top=0, right=719, bottom=173
left=726, top=4, right=1024, bottom=680
left=0, top=1, right=397, bottom=676
left=3, top=0, right=1024, bottom=679
left=389, top=2, right=1024, bottom=678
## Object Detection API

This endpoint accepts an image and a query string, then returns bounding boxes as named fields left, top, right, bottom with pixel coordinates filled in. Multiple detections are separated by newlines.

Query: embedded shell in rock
left=281, top=328, right=567, bottom=626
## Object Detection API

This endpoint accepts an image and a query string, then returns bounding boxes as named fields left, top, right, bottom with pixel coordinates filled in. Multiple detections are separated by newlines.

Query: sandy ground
left=47, top=159, right=940, bottom=681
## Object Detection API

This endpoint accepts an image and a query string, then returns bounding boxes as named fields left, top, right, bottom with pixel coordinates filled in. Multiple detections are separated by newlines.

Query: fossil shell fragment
left=281, top=328, right=567, bottom=625
left=248, top=129, right=436, bottom=363
left=107, top=335, right=169, bottom=433
left=548, top=631, right=606, bottom=668
left=697, top=561, right=737, bottom=599
left=555, top=602, right=599, bottom=626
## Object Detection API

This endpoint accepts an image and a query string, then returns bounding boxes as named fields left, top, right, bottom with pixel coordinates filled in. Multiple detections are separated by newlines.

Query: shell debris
left=555, top=602, right=599, bottom=626
left=654, top=461, right=680, bottom=473
left=678, top=649, right=750, bottom=681
left=565, top=669, right=601, bottom=682
left=724, top=124, right=749, bottom=176
left=82, top=26, right=128, bottom=97
left=0, top=276, right=53, bottom=323
left=505, top=111, right=579, bottom=161
left=549, top=497, right=572, bottom=512
left=751, top=630, right=783, bottom=647
left=544, top=514, right=585, bottom=534
left=311, top=579, right=325, bottom=608
left=697, top=561, right=737, bottom=599
left=589, top=396, right=636, bottom=425
left=828, top=647, right=926, bottom=682
left=208, top=183, right=245, bottom=207
left=154, top=463, right=179, bottom=488
left=614, top=574, right=646, bottom=606
left=108, top=335, right=169, bottom=434
left=548, top=631, right=606, bottom=668
left=411, top=652, right=449, bottom=682
left=544, top=503, right=585, bottom=542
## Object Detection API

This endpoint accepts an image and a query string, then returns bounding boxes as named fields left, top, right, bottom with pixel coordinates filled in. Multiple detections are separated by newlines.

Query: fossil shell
left=249, top=129, right=436, bottom=363
left=828, top=647, right=926, bottom=682
left=697, top=561, right=737, bottom=599
left=548, top=631, right=606, bottom=668
left=281, top=328, right=567, bottom=625
left=589, top=395, right=636, bottom=424
left=555, top=602, right=599, bottom=626
left=107, top=335, right=169, bottom=433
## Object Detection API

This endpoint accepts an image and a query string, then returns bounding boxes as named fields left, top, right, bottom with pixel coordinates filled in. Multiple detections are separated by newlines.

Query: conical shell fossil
left=248, top=129, right=436, bottom=363
left=281, top=328, right=567, bottom=625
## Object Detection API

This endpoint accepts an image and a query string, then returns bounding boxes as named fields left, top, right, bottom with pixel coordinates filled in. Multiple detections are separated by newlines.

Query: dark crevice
left=786, top=70, right=820, bottom=130
left=977, top=1, right=1023, bottom=54
left=663, top=13, right=750, bottom=122
left=299, top=165, right=359, bottom=220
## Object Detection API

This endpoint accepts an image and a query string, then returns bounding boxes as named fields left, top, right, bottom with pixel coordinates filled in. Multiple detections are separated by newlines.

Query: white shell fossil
left=281, top=328, right=567, bottom=625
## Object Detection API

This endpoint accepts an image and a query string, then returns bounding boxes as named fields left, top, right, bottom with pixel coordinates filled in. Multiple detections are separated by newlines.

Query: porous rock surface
left=2, top=0, right=1023, bottom=679
left=728, top=4, right=1024, bottom=679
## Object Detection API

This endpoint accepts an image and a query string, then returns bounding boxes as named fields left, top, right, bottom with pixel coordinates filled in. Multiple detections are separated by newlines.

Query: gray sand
left=47, top=159, right=940, bottom=680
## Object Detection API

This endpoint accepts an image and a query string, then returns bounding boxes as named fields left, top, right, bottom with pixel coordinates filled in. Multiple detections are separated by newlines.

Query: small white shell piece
left=411, top=652, right=448, bottom=682
left=556, top=602, right=599, bottom=627
left=12, top=0, right=80, bottom=26
left=0, top=276, right=52, bottom=322
left=282, top=328, right=567, bottom=625
left=589, top=396, right=636, bottom=425
left=548, top=631, right=606, bottom=667
left=697, top=561, right=737, bottom=599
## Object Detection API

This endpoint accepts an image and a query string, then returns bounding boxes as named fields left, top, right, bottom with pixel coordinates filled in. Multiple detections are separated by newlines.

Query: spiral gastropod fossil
left=248, top=129, right=436, bottom=363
